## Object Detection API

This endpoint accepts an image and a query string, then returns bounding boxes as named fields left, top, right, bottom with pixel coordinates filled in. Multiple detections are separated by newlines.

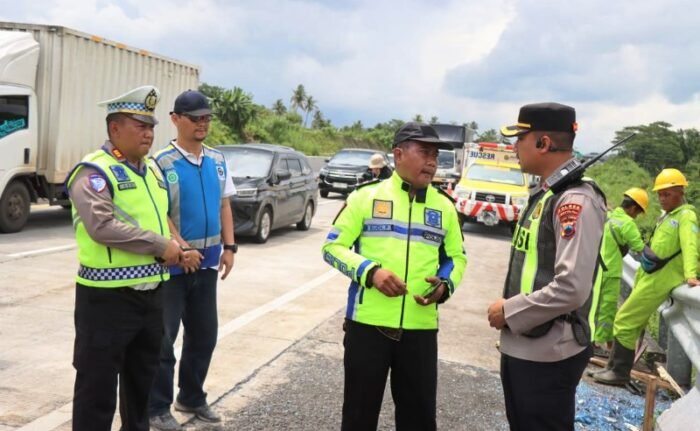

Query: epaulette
left=355, top=179, right=381, bottom=190
left=435, top=186, right=456, bottom=204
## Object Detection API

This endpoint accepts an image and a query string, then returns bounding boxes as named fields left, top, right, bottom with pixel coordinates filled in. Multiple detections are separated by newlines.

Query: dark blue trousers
left=500, top=345, right=592, bottom=431
left=149, top=269, right=218, bottom=415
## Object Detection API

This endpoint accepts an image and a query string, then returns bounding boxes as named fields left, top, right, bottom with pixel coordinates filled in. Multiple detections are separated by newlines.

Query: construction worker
left=593, top=188, right=647, bottom=351
left=487, top=103, right=607, bottom=430
left=322, top=122, right=467, bottom=431
left=594, top=168, right=699, bottom=386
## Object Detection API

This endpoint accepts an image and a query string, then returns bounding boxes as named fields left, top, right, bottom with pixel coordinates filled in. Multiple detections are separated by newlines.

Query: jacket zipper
left=398, top=194, right=413, bottom=329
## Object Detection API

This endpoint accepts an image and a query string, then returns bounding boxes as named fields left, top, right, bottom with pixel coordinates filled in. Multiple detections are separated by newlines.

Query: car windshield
left=221, top=148, right=273, bottom=178
left=466, top=164, right=525, bottom=186
left=438, top=150, right=455, bottom=169
left=330, top=151, right=374, bottom=166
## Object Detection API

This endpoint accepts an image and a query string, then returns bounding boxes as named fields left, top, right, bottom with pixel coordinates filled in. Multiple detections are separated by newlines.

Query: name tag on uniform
left=118, top=181, right=137, bottom=191
left=372, top=200, right=392, bottom=219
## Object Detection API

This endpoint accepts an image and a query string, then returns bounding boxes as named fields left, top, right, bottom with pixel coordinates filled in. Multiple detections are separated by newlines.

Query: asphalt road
left=0, top=198, right=516, bottom=430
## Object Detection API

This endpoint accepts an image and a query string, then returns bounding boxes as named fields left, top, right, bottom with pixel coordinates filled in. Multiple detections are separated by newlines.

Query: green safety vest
left=322, top=172, right=467, bottom=329
left=504, top=181, right=603, bottom=340
left=67, top=149, right=170, bottom=288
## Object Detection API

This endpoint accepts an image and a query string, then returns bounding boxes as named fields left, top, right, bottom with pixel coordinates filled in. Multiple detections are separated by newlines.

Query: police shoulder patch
left=557, top=203, right=582, bottom=240
left=88, top=173, right=107, bottom=193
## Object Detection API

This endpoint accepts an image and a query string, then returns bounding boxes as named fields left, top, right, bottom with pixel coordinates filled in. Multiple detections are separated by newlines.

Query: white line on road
left=17, top=269, right=339, bottom=431
left=7, top=244, right=76, bottom=259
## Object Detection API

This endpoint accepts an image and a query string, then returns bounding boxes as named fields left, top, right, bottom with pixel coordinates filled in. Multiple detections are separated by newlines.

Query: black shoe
left=173, top=400, right=221, bottom=423
left=149, top=411, right=182, bottom=431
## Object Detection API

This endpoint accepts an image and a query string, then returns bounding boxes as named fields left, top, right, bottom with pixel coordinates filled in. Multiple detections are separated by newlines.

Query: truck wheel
left=0, top=180, right=31, bottom=233
left=254, top=208, right=272, bottom=244
left=296, top=201, right=314, bottom=231
left=320, top=190, right=329, bottom=198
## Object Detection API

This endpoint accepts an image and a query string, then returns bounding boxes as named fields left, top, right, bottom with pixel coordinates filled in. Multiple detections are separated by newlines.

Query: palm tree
left=413, top=114, right=423, bottom=123
left=430, top=116, right=438, bottom=124
left=272, top=99, right=287, bottom=116
left=303, top=95, right=317, bottom=127
left=290, top=84, right=307, bottom=114
left=212, top=87, right=256, bottom=139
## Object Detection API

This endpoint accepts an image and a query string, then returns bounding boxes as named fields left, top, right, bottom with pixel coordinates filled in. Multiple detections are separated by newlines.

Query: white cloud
left=1, top=0, right=699, bottom=152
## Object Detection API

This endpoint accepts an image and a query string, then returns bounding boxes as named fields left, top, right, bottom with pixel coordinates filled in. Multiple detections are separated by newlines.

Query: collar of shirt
left=102, top=140, right=146, bottom=175
left=171, top=140, right=205, bottom=166
left=390, top=171, right=427, bottom=203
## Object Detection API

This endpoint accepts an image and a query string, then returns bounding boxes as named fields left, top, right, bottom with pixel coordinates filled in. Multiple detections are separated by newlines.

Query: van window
left=0, top=96, right=29, bottom=139
left=285, top=159, right=303, bottom=177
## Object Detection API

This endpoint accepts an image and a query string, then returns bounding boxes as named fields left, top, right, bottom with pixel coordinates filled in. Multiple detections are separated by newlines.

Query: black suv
left=318, top=148, right=392, bottom=197
left=218, top=144, right=318, bottom=243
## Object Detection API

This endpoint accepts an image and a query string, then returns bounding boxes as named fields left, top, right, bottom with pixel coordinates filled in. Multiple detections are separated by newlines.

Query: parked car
left=317, top=148, right=393, bottom=198
left=218, top=143, right=318, bottom=243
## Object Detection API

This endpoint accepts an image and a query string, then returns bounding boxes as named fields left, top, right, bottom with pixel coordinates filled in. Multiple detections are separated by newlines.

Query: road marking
left=17, top=269, right=340, bottom=431
left=7, top=244, right=76, bottom=259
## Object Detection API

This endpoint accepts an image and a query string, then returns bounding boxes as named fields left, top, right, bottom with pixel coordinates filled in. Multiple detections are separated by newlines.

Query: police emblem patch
left=532, top=201, right=543, bottom=220
left=557, top=203, right=582, bottom=239
left=166, top=171, right=179, bottom=184
left=217, top=165, right=225, bottom=179
left=88, top=174, right=107, bottom=193
left=109, top=165, right=130, bottom=182
left=372, top=200, right=393, bottom=219
left=425, top=208, right=442, bottom=228
left=145, top=89, right=158, bottom=110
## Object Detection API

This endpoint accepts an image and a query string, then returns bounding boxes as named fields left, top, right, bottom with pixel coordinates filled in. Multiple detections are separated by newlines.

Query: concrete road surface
left=0, top=197, right=513, bottom=430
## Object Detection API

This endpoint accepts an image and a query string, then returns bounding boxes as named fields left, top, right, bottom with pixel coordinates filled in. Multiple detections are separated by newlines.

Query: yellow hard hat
left=652, top=168, right=688, bottom=191
left=623, top=187, right=649, bottom=212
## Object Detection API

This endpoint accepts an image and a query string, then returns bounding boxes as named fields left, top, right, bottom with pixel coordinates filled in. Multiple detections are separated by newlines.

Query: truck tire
left=0, top=180, right=31, bottom=233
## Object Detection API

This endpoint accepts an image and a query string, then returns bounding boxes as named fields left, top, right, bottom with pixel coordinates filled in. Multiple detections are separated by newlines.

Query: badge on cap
left=88, top=174, right=107, bottom=193
left=557, top=203, right=581, bottom=240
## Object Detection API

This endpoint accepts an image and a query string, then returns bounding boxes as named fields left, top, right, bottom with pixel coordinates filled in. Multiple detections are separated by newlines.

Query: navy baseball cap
left=171, top=90, right=212, bottom=116
left=501, top=102, right=578, bottom=137
left=393, top=122, right=453, bottom=149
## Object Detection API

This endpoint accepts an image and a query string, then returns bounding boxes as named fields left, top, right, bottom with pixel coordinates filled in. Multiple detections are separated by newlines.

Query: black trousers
left=342, top=319, right=438, bottom=431
left=500, top=345, right=592, bottom=431
left=72, top=283, right=163, bottom=431
left=149, top=269, right=218, bottom=415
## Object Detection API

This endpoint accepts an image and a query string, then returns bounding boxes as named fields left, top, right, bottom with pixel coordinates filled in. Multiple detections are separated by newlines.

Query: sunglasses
left=180, top=113, right=212, bottom=123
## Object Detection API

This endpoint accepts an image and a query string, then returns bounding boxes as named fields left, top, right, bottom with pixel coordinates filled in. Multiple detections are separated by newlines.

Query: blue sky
left=2, top=0, right=700, bottom=152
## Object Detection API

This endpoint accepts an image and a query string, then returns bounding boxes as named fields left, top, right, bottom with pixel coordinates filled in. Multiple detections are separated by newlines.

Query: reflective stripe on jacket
left=322, top=172, right=467, bottom=330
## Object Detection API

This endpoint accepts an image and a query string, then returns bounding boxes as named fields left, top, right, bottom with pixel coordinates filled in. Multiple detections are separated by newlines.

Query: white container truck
left=0, top=22, right=200, bottom=232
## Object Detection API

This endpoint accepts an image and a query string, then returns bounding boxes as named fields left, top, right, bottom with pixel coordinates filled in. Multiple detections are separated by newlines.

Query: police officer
left=149, top=90, right=236, bottom=429
left=66, top=86, right=184, bottom=430
left=594, top=169, right=699, bottom=386
left=593, top=188, right=647, bottom=351
left=487, top=103, right=607, bottom=430
left=322, top=122, right=467, bottom=431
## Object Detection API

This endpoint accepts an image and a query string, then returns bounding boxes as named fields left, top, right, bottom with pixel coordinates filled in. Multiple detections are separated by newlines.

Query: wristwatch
left=223, top=243, right=238, bottom=253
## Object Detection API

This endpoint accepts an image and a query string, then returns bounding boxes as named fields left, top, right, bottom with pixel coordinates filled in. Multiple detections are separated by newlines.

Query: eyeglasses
left=180, top=113, right=212, bottom=123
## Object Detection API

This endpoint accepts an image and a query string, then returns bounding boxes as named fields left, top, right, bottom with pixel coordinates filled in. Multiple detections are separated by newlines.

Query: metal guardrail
left=621, top=255, right=698, bottom=387
left=621, top=255, right=700, bottom=430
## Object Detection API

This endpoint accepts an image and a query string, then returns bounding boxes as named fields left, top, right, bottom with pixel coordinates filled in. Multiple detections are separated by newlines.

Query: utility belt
left=640, top=247, right=681, bottom=274
left=522, top=312, right=590, bottom=346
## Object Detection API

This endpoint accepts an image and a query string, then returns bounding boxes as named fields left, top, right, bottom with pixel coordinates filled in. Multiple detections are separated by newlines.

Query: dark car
left=218, top=143, right=318, bottom=243
left=318, top=148, right=392, bottom=197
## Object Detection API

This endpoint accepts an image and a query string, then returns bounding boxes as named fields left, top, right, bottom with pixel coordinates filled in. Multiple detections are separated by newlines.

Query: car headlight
left=454, top=186, right=471, bottom=199
left=236, top=188, right=258, bottom=197
left=512, top=196, right=528, bottom=207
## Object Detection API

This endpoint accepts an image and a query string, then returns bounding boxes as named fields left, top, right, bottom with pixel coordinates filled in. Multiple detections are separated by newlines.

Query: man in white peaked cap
left=65, top=86, right=184, bottom=431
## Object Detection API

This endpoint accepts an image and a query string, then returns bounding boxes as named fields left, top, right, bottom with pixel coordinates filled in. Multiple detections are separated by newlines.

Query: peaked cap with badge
left=98, top=85, right=160, bottom=125
left=501, top=102, right=578, bottom=137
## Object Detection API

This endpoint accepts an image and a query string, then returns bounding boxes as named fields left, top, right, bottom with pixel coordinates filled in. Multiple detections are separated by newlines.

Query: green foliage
left=211, top=87, right=257, bottom=140
left=616, top=122, right=685, bottom=174
left=204, top=117, right=237, bottom=146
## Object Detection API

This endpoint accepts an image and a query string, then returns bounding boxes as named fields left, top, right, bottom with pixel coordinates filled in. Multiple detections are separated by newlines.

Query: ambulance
left=452, top=142, right=530, bottom=231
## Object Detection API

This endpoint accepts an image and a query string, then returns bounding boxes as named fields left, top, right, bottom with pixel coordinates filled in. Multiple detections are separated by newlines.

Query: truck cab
left=452, top=142, right=529, bottom=231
